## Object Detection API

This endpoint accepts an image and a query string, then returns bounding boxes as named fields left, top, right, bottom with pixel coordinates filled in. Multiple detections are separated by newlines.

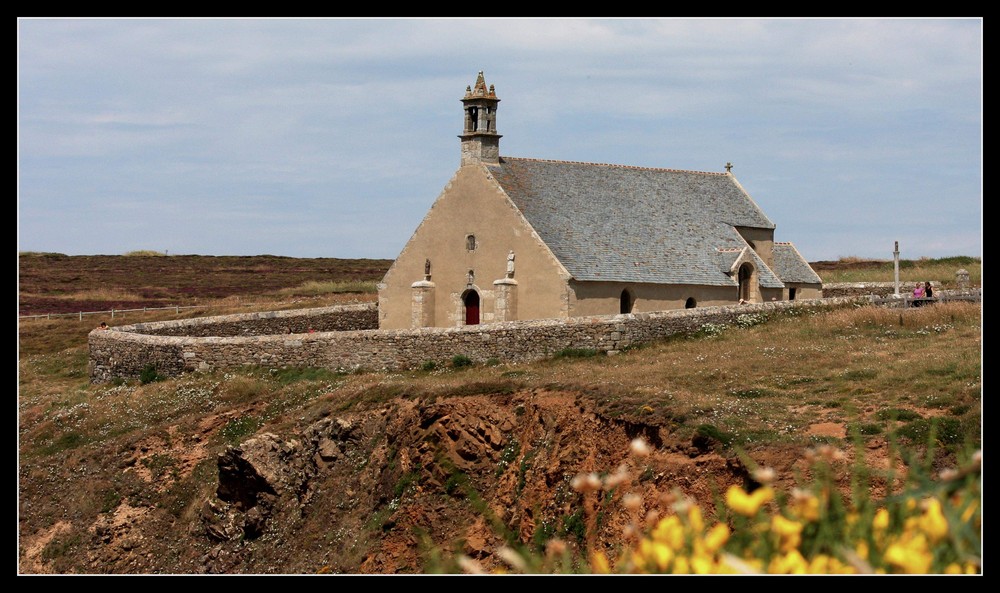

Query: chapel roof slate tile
left=487, top=157, right=781, bottom=286
left=773, top=242, right=824, bottom=285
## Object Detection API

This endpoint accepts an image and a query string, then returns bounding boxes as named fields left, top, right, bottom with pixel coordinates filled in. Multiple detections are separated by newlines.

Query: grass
left=816, top=256, right=981, bottom=287
left=277, top=280, right=378, bottom=296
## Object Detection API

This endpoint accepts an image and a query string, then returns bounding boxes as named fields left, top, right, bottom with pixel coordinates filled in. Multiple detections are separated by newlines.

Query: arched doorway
left=620, top=289, right=634, bottom=314
left=463, top=290, right=480, bottom=325
left=685, top=297, right=697, bottom=309
left=738, top=263, right=754, bottom=303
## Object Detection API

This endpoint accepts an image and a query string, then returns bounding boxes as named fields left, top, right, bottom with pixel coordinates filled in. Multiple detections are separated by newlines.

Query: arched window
left=466, top=234, right=476, bottom=251
left=685, top=297, right=697, bottom=309
left=620, top=289, right=634, bottom=315
left=463, top=290, right=480, bottom=325
left=738, top=263, right=754, bottom=303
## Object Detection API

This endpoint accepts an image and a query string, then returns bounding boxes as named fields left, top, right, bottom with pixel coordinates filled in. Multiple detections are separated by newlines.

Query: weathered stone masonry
left=89, top=298, right=859, bottom=384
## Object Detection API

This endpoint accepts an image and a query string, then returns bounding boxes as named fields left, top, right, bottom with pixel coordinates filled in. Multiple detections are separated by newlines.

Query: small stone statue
left=467, top=269, right=475, bottom=285
left=506, top=250, right=515, bottom=278
left=424, top=258, right=431, bottom=279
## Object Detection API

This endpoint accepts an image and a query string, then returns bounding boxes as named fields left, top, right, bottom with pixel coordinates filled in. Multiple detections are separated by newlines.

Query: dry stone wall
left=822, top=282, right=938, bottom=298
left=89, top=298, right=858, bottom=383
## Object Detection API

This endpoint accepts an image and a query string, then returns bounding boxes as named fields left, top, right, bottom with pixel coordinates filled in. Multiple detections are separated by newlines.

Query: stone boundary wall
left=89, top=298, right=860, bottom=383
left=822, top=282, right=942, bottom=298
left=120, top=303, right=379, bottom=337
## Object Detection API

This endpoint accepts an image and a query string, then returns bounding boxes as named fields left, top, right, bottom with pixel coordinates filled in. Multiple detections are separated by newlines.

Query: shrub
left=139, top=364, right=162, bottom=385
left=895, top=417, right=964, bottom=446
left=554, top=348, right=599, bottom=359
left=875, top=408, right=922, bottom=422
left=433, top=442, right=981, bottom=575
left=451, top=354, right=473, bottom=368
left=695, top=423, right=733, bottom=446
left=123, top=250, right=167, bottom=256
left=421, top=361, right=437, bottom=372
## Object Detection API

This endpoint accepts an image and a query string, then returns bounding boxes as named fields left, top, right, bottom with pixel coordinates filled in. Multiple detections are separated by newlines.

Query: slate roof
left=486, top=157, right=786, bottom=287
left=772, top=242, right=823, bottom=285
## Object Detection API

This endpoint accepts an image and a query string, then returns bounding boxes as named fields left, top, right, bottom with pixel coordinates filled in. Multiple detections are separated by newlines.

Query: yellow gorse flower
left=873, top=508, right=890, bottom=530
left=768, top=550, right=809, bottom=574
left=918, top=498, right=949, bottom=543
left=725, top=485, right=774, bottom=516
left=771, top=514, right=804, bottom=552
left=590, top=550, right=611, bottom=574
left=703, top=523, right=730, bottom=553
left=884, top=533, right=932, bottom=574
left=651, top=515, right=685, bottom=550
left=790, top=488, right=821, bottom=521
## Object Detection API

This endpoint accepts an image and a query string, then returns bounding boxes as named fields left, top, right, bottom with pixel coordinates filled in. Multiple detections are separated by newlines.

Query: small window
left=466, top=235, right=476, bottom=251
left=685, top=297, right=697, bottom=309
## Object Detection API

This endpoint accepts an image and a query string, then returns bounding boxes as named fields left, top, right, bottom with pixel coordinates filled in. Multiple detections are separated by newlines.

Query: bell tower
left=459, top=71, right=502, bottom=166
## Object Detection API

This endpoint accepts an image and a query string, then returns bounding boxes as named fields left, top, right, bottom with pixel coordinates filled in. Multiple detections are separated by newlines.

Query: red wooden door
left=464, top=291, right=480, bottom=325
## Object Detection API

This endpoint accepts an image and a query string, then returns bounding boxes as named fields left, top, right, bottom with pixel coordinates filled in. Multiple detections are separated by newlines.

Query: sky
left=17, top=18, right=982, bottom=262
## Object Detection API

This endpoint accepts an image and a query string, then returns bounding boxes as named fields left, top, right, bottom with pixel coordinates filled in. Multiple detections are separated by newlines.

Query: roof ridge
left=499, top=156, right=729, bottom=176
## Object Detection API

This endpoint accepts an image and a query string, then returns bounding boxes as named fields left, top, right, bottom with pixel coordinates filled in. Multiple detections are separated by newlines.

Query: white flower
left=630, top=438, right=651, bottom=457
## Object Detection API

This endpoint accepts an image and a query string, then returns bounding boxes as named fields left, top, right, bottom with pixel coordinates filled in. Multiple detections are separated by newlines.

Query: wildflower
left=545, top=538, right=566, bottom=559
left=571, top=472, right=602, bottom=493
left=690, top=552, right=714, bottom=574
left=855, top=541, right=869, bottom=560
left=789, top=488, right=821, bottom=521
left=497, top=546, right=528, bottom=572
left=457, top=555, right=485, bottom=574
left=884, top=536, right=932, bottom=574
left=622, top=493, right=643, bottom=512
left=658, top=490, right=677, bottom=508
left=671, top=555, right=690, bottom=574
left=604, top=464, right=631, bottom=489
left=703, top=523, right=730, bottom=553
left=630, top=438, right=651, bottom=457
left=815, top=444, right=846, bottom=462
left=751, top=466, right=776, bottom=484
left=726, top=484, right=774, bottom=517
left=590, top=550, right=611, bottom=574
left=651, top=515, right=685, bottom=550
left=808, top=554, right=856, bottom=575
left=873, top=508, right=890, bottom=531
left=685, top=504, right=704, bottom=532
left=768, top=550, right=809, bottom=574
left=651, top=542, right=673, bottom=571
left=961, top=499, right=978, bottom=523
left=918, top=498, right=948, bottom=543
left=771, top=514, right=804, bottom=552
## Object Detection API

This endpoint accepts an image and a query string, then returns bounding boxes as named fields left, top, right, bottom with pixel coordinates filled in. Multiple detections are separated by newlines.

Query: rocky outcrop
left=189, top=390, right=758, bottom=574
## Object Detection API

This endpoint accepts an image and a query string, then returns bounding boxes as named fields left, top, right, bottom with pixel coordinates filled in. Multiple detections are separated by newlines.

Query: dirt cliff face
left=22, top=388, right=788, bottom=574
